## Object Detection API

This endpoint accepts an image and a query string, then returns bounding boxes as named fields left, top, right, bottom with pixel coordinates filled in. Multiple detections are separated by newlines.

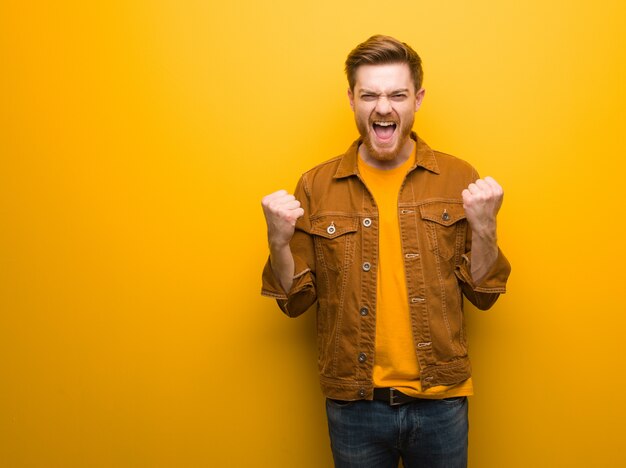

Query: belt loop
left=389, top=388, right=399, bottom=406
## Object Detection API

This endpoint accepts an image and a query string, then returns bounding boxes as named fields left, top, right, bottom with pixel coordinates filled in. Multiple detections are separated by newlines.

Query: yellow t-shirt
left=358, top=146, right=473, bottom=399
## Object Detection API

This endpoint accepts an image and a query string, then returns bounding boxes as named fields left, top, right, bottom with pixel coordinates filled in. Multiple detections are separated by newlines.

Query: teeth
left=374, top=121, right=395, bottom=126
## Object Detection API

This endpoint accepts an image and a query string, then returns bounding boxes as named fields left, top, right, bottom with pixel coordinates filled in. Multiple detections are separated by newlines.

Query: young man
left=261, top=35, right=511, bottom=468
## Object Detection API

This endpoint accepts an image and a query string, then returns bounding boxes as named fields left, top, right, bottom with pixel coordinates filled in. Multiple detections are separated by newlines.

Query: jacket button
left=326, top=223, right=336, bottom=235
left=362, top=262, right=371, bottom=272
left=358, top=352, right=367, bottom=363
left=360, top=307, right=369, bottom=316
left=362, top=218, right=372, bottom=227
left=442, top=210, right=450, bottom=221
left=358, top=388, right=366, bottom=398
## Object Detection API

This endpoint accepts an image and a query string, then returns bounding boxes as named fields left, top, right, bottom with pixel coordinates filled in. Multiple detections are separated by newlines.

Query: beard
left=356, top=113, right=414, bottom=162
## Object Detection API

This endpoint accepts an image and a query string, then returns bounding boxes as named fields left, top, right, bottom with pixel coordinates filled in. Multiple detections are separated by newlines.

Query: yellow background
left=1, top=1, right=625, bottom=466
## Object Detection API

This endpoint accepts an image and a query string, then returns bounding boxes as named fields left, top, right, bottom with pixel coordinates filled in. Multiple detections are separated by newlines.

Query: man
left=261, top=35, right=510, bottom=468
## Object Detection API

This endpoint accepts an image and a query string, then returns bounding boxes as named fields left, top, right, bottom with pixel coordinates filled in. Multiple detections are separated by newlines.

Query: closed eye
left=390, top=94, right=407, bottom=101
left=360, top=94, right=377, bottom=101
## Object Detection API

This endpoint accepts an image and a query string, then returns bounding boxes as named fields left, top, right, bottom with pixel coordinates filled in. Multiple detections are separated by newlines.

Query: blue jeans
left=325, top=397, right=468, bottom=468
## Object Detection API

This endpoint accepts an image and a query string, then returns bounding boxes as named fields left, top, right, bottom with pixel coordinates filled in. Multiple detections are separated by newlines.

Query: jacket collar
left=333, top=132, right=440, bottom=179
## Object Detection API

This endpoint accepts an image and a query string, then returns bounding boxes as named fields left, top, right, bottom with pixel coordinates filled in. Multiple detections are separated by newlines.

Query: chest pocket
left=419, top=201, right=467, bottom=261
left=310, top=216, right=359, bottom=273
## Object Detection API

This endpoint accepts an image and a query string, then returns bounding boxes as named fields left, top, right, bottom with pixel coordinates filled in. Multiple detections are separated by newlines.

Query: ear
left=347, top=88, right=355, bottom=111
left=414, top=88, right=426, bottom=111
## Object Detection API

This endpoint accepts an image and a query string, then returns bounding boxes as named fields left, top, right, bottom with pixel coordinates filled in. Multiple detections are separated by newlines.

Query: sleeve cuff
left=455, top=248, right=511, bottom=293
left=261, top=255, right=316, bottom=317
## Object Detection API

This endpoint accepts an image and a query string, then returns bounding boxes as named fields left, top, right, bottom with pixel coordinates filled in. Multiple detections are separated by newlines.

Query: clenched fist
left=462, top=176, right=503, bottom=237
left=261, top=190, right=305, bottom=249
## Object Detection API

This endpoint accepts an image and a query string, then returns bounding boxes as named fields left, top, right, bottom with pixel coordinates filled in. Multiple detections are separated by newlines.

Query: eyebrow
left=359, top=88, right=410, bottom=95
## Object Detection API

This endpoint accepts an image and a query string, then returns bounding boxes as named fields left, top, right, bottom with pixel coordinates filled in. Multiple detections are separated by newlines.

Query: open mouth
left=372, top=121, right=397, bottom=141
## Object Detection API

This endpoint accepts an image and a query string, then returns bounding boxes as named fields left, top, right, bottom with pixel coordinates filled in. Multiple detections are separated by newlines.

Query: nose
left=375, top=96, right=392, bottom=115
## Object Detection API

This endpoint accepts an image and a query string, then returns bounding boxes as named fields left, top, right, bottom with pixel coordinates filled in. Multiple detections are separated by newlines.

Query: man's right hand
left=261, top=190, right=304, bottom=293
left=261, top=190, right=305, bottom=249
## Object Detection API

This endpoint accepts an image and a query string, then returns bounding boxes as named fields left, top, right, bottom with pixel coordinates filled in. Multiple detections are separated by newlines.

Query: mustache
left=370, top=119, right=398, bottom=124
left=370, top=113, right=399, bottom=124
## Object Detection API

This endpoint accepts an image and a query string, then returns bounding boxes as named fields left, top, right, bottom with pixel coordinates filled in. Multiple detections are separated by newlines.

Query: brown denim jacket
left=262, top=133, right=511, bottom=400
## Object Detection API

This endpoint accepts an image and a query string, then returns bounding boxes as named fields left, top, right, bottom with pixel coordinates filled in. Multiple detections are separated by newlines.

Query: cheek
left=357, top=109, right=372, bottom=122
left=400, top=106, right=416, bottom=121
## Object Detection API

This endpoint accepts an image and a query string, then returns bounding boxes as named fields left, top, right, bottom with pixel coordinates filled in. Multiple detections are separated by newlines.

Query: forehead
left=353, top=63, right=413, bottom=92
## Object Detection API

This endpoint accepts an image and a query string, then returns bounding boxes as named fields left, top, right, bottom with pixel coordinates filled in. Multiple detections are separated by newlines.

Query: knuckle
left=270, top=203, right=284, bottom=214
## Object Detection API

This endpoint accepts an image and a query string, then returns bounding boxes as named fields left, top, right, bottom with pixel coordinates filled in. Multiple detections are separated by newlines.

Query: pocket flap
left=310, top=216, right=359, bottom=239
left=419, top=202, right=466, bottom=226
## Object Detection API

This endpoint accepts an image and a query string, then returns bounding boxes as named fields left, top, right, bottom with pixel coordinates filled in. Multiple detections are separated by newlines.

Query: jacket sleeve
left=261, top=176, right=317, bottom=317
left=454, top=246, right=511, bottom=310
left=454, top=168, right=511, bottom=310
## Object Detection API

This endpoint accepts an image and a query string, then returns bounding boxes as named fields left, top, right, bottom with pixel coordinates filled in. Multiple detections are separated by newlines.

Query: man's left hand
left=462, top=176, right=503, bottom=237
